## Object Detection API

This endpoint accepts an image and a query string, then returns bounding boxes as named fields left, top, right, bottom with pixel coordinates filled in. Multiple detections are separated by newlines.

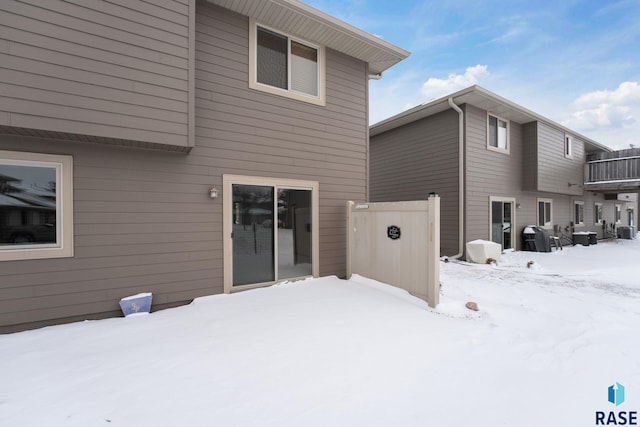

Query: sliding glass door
left=224, top=176, right=318, bottom=292
left=490, top=198, right=515, bottom=250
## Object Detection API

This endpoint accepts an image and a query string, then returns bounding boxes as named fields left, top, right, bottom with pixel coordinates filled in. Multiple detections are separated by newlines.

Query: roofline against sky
left=208, top=0, right=411, bottom=74
left=370, top=85, right=611, bottom=152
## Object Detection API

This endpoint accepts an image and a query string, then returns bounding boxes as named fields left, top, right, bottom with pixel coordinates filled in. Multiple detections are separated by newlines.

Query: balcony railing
left=585, top=148, right=640, bottom=191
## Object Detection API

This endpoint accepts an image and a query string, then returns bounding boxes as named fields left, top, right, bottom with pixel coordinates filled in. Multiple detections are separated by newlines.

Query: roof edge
left=371, top=85, right=611, bottom=152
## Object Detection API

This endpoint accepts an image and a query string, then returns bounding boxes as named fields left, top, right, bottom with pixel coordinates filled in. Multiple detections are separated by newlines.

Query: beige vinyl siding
left=464, top=104, right=524, bottom=247
left=0, top=1, right=369, bottom=331
left=536, top=122, right=584, bottom=196
left=370, top=109, right=459, bottom=256
left=522, top=122, right=538, bottom=191
left=195, top=3, right=367, bottom=278
left=0, top=0, right=194, bottom=150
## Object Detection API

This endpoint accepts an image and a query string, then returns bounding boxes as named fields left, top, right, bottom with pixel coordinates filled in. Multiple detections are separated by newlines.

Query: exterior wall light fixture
left=209, top=185, right=219, bottom=199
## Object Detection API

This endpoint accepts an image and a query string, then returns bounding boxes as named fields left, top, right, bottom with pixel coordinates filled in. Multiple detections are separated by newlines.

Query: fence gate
left=346, top=195, right=440, bottom=307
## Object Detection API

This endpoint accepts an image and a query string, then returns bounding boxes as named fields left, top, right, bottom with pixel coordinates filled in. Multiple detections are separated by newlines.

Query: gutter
left=448, top=97, right=465, bottom=260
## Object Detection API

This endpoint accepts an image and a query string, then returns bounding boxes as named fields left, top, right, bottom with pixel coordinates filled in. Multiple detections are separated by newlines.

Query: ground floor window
left=615, top=204, right=622, bottom=223
left=574, top=201, right=584, bottom=226
left=489, top=197, right=515, bottom=250
left=223, top=175, right=319, bottom=292
left=0, top=150, right=73, bottom=261
left=537, top=198, right=553, bottom=228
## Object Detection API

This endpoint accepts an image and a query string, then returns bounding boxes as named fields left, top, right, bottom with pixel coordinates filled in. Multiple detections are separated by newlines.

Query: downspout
left=448, top=97, right=465, bottom=260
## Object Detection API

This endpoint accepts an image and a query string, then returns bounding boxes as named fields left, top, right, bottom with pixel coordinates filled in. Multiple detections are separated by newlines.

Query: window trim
left=537, top=198, right=553, bottom=229
left=574, top=201, right=585, bottom=227
left=249, top=19, right=326, bottom=106
left=564, top=134, right=573, bottom=158
left=594, top=202, right=603, bottom=225
left=0, top=150, right=73, bottom=261
left=486, top=113, right=510, bottom=154
left=615, top=204, right=622, bottom=224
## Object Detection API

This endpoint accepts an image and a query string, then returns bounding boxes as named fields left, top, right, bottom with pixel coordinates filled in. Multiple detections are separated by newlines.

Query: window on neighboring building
left=250, top=20, right=325, bottom=105
left=615, top=204, right=622, bottom=223
left=537, top=198, right=553, bottom=228
left=488, top=115, right=509, bottom=152
left=574, top=201, right=584, bottom=226
left=594, top=202, right=603, bottom=224
left=0, top=150, right=73, bottom=261
left=565, top=135, right=573, bottom=158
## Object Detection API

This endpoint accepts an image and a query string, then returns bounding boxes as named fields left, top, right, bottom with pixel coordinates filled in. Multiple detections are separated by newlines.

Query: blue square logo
left=608, top=383, right=625, bottom=406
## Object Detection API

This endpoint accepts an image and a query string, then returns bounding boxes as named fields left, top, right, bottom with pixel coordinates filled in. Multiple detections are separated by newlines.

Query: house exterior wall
left=0, top=2, right=369, bottom=332
left=0, top=0, right=195, bottom=150
left=465, top=105, right=629, bottom=247
left=522, top=122, right=538, bottom=191
left=369, top=92, right=638, bottom=260
left=536, top=122, right=584, bottom=196
left=369, top=110, right=459, bottom=255
left=464, top=104, right=524, bottom=248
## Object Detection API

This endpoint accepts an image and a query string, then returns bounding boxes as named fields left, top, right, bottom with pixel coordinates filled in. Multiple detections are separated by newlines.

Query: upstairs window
left=487, top=114, right=509, bottom=153
left=565, top=135, right=573, bottom=158
left=250, top=21, right=325, bottom=105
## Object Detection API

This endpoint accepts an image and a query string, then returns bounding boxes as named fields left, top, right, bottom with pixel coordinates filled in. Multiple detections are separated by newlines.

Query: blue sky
left=305, top=0, right=640, bottom=150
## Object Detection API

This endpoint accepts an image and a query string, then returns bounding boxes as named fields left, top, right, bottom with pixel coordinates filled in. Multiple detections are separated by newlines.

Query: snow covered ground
left=1, top=238, right=639, bottom=426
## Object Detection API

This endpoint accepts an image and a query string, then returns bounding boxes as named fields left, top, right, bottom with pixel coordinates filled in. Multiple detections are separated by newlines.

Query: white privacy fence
left=346, top=195, right=441, bottom=307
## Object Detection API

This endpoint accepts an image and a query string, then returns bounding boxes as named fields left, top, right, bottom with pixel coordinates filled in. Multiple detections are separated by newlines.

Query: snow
left=2, top=238, right=640, bottom=426
left=119, top=292, right=152, bottom=301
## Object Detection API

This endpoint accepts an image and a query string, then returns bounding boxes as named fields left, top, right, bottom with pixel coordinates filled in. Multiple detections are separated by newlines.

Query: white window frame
left=574, top=201, right=584, bottom=227
left=537, top=198, right=553, bottom=229
left=249, top=19, right=326, bottom=106
left=615, top=204, right=622, bottom=224
left=0, top=150, right=73, bottom=261
left=487, top=114, right=510, bottom=154
left=222, top=174, right=320, bottom=294
left=564, top=134, right=573, bottom=158
left=594, top=202, right=603, bottom=225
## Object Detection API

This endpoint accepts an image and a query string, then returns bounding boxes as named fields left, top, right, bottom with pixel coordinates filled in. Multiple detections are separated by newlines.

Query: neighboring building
left=0, top=0, right=409, bottom=331
left=370, top=85, right=639, bottom=257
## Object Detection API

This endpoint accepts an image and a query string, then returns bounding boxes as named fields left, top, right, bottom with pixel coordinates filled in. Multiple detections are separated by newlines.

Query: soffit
left=206, top=0, right=410, bottom=74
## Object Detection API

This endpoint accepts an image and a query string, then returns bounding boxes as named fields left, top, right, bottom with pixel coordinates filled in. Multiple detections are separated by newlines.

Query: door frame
left=488, top=196, right=516, bottom=250
left=223, top=174, right=320, bottom=293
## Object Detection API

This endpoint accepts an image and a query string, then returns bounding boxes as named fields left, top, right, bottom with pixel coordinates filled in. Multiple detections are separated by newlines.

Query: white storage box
left=466, top=239, right=501, bottom=264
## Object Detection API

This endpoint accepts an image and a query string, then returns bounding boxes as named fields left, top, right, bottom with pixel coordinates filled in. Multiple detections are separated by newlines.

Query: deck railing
left=585, top=155, right=640, bottom=184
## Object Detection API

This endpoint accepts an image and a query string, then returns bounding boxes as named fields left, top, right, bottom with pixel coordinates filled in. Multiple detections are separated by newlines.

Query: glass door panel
left=232, top=184, right=275, bottom=286
left=277, top=188, right=312, bottom=279
left=502, top=202, right=512, bottom=249
left=491, top=200, right=513, bottom=250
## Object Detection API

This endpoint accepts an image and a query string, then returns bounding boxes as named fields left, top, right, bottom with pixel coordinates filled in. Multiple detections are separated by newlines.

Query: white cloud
left=562, top=81, right=640, bottom=149
left=574, top=81, right=640, bottom=108
left=420, top=65, right=489, bottom=100
left=563, top=82, right=640, bottom=131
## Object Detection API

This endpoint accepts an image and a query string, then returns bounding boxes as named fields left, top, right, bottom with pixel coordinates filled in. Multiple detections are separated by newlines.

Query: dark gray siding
left=370, top=110, right=459, bottom=255
left=0, top=0, right=194, bottom=149
left=0, top=2, right=368, bottom=331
